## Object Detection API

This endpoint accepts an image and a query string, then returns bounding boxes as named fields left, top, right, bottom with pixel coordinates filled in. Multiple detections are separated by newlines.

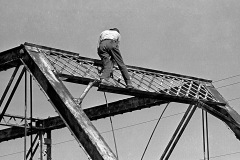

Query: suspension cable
left=140, top=102, right=170, bottom=160
left=103, top=92, right=119, bottom=160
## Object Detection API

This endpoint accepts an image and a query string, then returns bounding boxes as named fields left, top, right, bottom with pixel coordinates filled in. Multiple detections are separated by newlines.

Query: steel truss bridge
left=0, top=42, right=240, bottom=160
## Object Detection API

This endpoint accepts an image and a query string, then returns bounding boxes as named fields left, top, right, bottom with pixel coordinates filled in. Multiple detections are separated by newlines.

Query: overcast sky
left=1, top=0, right=240, bottom=160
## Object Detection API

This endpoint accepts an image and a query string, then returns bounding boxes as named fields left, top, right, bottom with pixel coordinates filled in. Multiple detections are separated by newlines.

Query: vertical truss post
left=45, top=131, right=52, bottom=160
left=24, top=69, right=27, bottom=160
left=202, top=109, right=210, bottom=160
left=30, top=73, right=33, bottom=159
left=39, top=131, right=43, bottom=160
left=205, top=112, right=210, bottom=159
left=160, top=104, right=197, bottom=160
left=202, top=109, right=206, bottom=160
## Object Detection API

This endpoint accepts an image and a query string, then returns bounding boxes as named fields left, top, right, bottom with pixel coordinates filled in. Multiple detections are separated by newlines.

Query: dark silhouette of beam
left=0, top=97, right=166, bottom=142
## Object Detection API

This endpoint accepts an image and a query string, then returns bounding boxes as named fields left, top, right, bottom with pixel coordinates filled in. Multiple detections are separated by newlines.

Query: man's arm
left=117, top=33, right=121, bottom=46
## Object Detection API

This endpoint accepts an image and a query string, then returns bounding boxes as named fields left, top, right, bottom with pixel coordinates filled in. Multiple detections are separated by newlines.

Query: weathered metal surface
left=0, top=126, right=39, bottom=142
left=205, top=84, right=240, bottom=140
left=57, top=73, right=225, bottom=107
left=0, top=66, right=19, bottom=111
left=0, top=113, right=39, bottom=128
left=21, top=43, right=240, bottom=141
left=0, top=46, right=22, bottom=71
left=160, top=104, right=197, bottom=160
left=0, top=97, right=165, bottom=142
left=198, top=97, right=240, bottom=140
left=0, top=67, right=25, bottom=122
left=98, top=85, right=225, bottom=106
left=24, top=42, right=219, bottom=104
left=206, top=84, right=240, bottom=123
left=78, top=80, right=97, bottom=105
left=20, top=47, right=117, bottom=160
left=84, top=97, right=166, bottom=120
left=0, top=42, right=240, bottom=145
left=0, top=43, right=227, bottom=107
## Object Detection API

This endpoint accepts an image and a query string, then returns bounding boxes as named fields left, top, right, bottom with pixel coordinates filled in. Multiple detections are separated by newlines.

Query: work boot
left=126, top=83, right=134, bottom=89
left=127, top=84, right=134, bottom=89
left=100, top=79, right=112, bottom=86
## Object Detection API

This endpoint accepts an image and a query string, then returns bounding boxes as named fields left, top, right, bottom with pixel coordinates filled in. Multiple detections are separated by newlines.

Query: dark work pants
left=97, top=39, right=132, bottom=85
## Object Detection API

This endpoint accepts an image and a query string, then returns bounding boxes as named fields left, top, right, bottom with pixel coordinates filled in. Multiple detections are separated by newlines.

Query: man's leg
left=110, top=44, right=133, bottom=87
left=98, top=50, right=113, bottom=81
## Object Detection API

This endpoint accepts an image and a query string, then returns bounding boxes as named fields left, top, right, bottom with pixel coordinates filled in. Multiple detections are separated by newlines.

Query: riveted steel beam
left=0, top=97, right=165, bottom=142
left=20, top=46, right=117, bottom=160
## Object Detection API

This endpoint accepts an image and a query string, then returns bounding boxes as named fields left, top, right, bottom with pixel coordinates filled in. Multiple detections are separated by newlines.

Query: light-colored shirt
left=98, top=30, right=121, bottom=47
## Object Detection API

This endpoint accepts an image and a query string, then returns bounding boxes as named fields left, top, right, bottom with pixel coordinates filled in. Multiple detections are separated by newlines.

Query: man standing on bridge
left=97, top=28, right=134, bottom=89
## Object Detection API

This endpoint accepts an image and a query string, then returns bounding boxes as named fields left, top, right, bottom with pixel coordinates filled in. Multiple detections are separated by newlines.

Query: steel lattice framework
left=0, top=42, right=240, bottom=160
left=25, top=43, right=217, bottom=103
